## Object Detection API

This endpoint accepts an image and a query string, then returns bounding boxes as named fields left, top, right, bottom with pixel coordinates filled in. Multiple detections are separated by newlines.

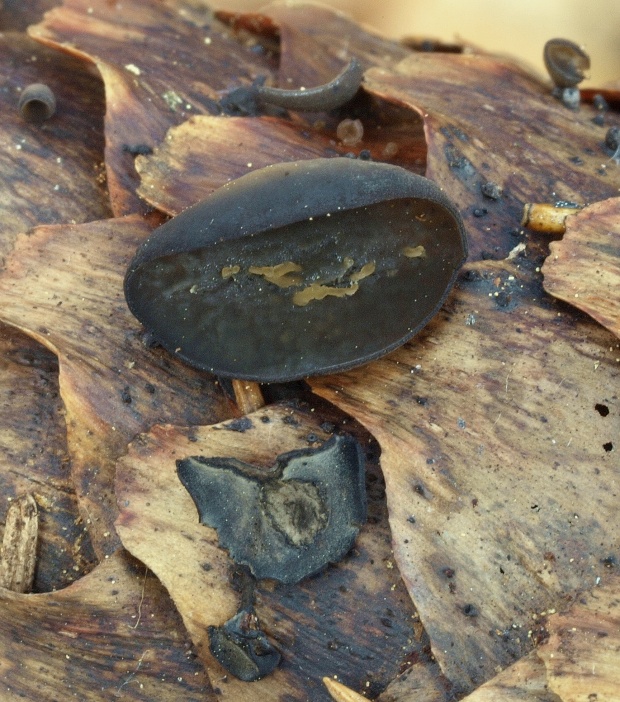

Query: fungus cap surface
left=125, top=158, right=467, bottom=381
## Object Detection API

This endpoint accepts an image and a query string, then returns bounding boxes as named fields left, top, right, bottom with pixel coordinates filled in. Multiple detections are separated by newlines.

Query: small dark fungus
left=122, top=143, right=154, bottom=156
left=543, top=38, right=590, bottom=88
left=480, top=181, right=502, bottom=200
left=124, top=158, right=467, bottom=382
left=208, top=610, right=281, bottom=682
left=18, top=83, right=56, bottom=124
left=558, top=86, right=581, bottom=110
left=604, top=126, right=620, bottom=152
left=462, top=603, right=478, bottom=617
left=176, top=434, right=366, bottom=585
left=256, top=58, right=364, bottom=112
left=592, top=94, right=609, bottom=112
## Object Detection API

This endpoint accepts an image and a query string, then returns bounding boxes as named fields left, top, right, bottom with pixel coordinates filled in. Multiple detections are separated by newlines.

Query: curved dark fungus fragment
left=256, top=58, right=364, bottom=112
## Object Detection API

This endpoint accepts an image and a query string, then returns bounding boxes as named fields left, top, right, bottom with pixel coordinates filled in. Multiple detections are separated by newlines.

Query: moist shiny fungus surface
left=124, top=158, right=467, bottom=382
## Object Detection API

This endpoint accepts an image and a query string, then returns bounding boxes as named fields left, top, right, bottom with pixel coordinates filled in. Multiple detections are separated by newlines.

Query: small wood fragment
left=0, top=493, right=38, bottom=593
left=521, top=202, right=582, bottom=233
left=231, top=379, right=265, bottom=414
left=323, top=676, right=368, bottom=701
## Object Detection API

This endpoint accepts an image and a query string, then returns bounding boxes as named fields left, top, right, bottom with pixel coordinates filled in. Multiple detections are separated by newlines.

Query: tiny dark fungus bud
left=208, top=610, right=281, bottom=681
left=122, top=143, right=154, bottom=156
left=592, top=94, right=609, bottom=112
left=18, top=83, right=56, bottom=124
left=481, top=181, right=502, bottom=200
left=558, top=86, right=581, bottom=110
left=462, top=603, right=478, bottom=617
left=604, top=126, right=620, bottom=152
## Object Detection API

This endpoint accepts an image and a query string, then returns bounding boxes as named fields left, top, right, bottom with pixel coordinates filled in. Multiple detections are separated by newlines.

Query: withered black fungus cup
left=124, top=158, right=468, bottom=382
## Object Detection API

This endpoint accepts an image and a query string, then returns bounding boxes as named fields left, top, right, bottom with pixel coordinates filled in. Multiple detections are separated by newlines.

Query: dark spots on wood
left=494, top=291, right=512, bottom=308
left=594, top=403, right=609, bottom=417
left=602, top=442, right=613, bottom=452
left=440, top=125, right=469, bottom=142
left=412, top=482, right=429, bottom=499
left=122, top=143, right=153, bottom=156
left=462, top=603, right=478, bottom=617
left=224, top=416, right=253, bottom=432
left=604, top=125, right=620, bottom=151
left=480, top=181, right=502, bottom=200
left=444, top=143, right=476, bottom=179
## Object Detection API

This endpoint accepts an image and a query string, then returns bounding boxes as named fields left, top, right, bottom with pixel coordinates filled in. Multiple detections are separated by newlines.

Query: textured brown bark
left=0, top=494, right=38, bottom=592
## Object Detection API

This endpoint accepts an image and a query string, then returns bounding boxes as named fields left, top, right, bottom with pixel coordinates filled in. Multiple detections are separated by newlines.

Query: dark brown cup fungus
left=124, top=158, right=467, bottom=383
left=177, top=434, right=366, bottom=585
left=544, top=38, right=590, bottom=109
left=18, top=83, right=56, bottom=124
left=543, top=38, right=590, bottom=88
